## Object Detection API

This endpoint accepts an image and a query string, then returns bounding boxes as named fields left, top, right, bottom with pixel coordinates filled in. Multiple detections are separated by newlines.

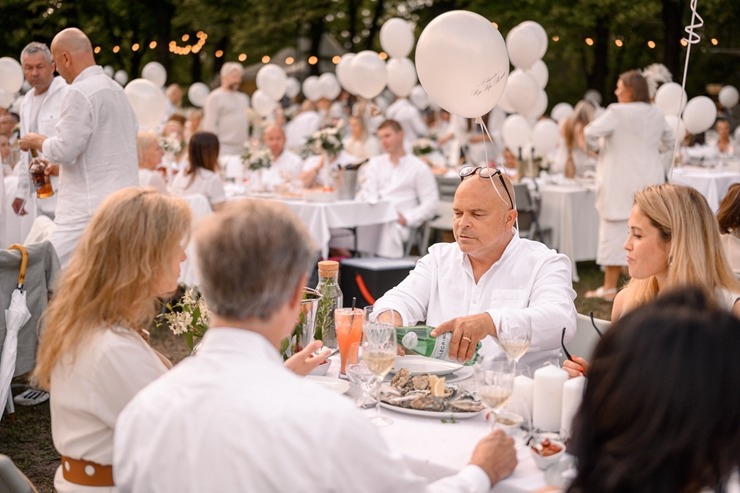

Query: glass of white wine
left=362, top=322, right=397, bottom=427
left=476, top=357, right=516, bottom=430
left=497, top=316, right=532, bottom=367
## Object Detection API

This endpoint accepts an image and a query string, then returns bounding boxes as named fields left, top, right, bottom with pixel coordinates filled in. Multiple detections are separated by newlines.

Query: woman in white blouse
left=170, top=131, right=226, bottom=211
left=33, top=188, right=191, bottom=492
left=342, top=115, right=380, bottom=161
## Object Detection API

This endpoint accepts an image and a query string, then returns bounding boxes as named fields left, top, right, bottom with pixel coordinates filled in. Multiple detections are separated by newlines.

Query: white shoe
left=14, top=389, right=50, bottom=406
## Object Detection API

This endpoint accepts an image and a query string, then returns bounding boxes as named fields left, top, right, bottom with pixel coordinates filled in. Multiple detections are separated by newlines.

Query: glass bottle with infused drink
left=314, top=260, right=342, bottom=347
left=29, top=149, right=54, bottom=199
left=396, top=325, right=481, bottom=365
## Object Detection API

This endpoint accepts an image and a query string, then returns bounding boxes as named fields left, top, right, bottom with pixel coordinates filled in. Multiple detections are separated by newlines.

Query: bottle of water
left=396, top=326, right=481, bottom=366
left=314, top=260, right=342, bottom=347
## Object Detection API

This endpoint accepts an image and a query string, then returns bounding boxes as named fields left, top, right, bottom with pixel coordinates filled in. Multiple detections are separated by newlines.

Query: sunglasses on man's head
left=459, top=165, right=514, bottom=210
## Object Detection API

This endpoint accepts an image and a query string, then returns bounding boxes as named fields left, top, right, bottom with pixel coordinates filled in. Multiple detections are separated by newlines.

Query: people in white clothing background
left=19, top=28, right=139, bottom=268
left=342, top=114, right=381, bottom=161
left=169, top=131, right=226, bottom=211
left=356, top=119, right=439, bottom=258
left=385, top=96, right=428, bottom=151
left=12, top=42, right=67, bottom=222
left=136, top=132, right=168, bottom=195
left=262, top=124, right=303, bottom=189
left=374, top=167, right=577, bottom=369
left=113, top=199, right=517, bottom=493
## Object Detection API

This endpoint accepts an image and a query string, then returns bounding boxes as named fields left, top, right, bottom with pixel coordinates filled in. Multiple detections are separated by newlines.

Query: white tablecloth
left=323, top=359, right=548, bottom=492
left=538, top=184, right=600, bottom=282
left=669, top=166, right=740, bottom=212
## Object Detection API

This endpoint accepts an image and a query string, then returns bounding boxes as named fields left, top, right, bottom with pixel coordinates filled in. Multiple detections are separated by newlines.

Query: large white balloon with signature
left=416, top=10, right=509, bottom=119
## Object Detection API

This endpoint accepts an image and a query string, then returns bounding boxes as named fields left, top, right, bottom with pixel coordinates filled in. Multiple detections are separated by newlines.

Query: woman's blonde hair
left=33, top=188, right=191, bottom=389
left=623, top=183, right=740, bottom=312
left=563, top=100, right=596, bottom=153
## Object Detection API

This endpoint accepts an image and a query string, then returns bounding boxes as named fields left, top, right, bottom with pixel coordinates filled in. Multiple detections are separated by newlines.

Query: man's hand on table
left=431, top=313, right=494, bottom=363
left=284, top=340, right=331, bottom=376
left=470, top=429, right=517, bottom=486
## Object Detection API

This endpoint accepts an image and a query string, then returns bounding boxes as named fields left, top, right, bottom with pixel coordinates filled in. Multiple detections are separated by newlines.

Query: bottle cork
left=317, top=260, right=339, bottom=277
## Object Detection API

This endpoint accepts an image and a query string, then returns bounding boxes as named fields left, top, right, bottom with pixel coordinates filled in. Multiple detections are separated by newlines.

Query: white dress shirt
left=114, top=328, right=491, bottom=493
left=137, top=168, right=167, bottom=194
left=267, top=148, right=304, bottom=183
left=200, top=88, right=249, bottom=155
left=374, top=236, right=577, bottom=369
left=584, top=102, right=673, bottom=221
left=343, top=135, right=381, bottom=161
left=170, top=168, right=226, bottom=209
left=357, top=153, right=439, bottom=258
left=41, top=66, right=138, bottom=266
left=51, top=327, right=168, bottom=493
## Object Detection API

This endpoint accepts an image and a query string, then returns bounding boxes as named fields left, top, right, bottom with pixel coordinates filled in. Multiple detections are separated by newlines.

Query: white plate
left=379, top=402, right=483, bottom=420
left=306, top=375, right=350, bottom=395
left=391, top=355, right=464, bottom=376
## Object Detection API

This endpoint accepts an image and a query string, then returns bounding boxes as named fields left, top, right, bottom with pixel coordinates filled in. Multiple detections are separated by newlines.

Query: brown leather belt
left=60, top=456, right=114, bottom=487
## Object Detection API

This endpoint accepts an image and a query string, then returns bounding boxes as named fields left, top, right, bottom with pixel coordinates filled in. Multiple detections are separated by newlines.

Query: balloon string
left=474, top=116, right=500, bottom=168
left=669, top=0, right=703, bottom=180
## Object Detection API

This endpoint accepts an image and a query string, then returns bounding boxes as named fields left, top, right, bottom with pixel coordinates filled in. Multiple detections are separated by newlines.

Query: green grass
left=0, top=261, right=617, bottom=491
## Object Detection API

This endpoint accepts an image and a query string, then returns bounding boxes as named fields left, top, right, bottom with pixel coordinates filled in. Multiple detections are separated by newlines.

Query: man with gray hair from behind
left=114, top=199, right=517, bottom=493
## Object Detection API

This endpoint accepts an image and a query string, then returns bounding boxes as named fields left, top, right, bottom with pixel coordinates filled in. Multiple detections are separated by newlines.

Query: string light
left=647, top=40, right=656, bottom=48
left=307, top=56, right=318, bottom=65
left=332, top=55, right=341, bottom=64
left=491, top=22, right=498, bottom=29
left=215, top=50, right=224, bottom=58
left=94, top=46, right=101, bottom=54
left=149, top=41, right=157, bottom=49
left=181, top=34, right=190, bottom=42
left=585, top=38, right=594, bottom=46
left=552, top=35, right=559, bottom=42
left=680, top=39, right=688, bottom=47
left=262, top=55, right=271, bottom=63
left=615, top=39, right=623, bottom=47
left=711, top=38, right=718, bottom=45
left=378, top=51, right=388, bottom=60
left=112, top=45, right=120, bottom=53
left=168, top=31, right=208, bottom=56
left=132, top=43, right=140, bottom=51
left=285, top=56, right=294, bottom=65
left=238, top=53, right=247, bottom=62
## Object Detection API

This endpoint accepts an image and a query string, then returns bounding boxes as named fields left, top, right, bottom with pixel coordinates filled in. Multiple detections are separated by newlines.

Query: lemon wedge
left=429, top=375, right=447, bottom=397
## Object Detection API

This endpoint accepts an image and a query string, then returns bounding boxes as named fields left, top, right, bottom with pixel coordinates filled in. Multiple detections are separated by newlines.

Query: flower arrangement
left=242, top=147, right=272, bottom=171
left=303, top=124, right=344, bottom=158
left=412, top=138, right=436, bottom=156
left=160, top=134, right=183, bottom=155
left=156, top=286, right=210, bottom=351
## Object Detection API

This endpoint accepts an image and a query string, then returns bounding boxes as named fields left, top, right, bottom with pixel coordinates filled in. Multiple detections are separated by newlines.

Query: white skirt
left=596, top=218, right=628, bottom=266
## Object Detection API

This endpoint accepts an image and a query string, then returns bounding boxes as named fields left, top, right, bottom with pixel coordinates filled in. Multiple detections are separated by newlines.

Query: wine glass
left=345, top=343, right=375, bottom=408
left=476, top=357, right=516, bottom=430
left=362, top=322, right=397, bottom=427
left=497, top=316, right=532, bottom=366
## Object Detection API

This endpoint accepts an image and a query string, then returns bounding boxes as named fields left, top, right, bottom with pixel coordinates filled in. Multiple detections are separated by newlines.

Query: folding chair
left=560, top=313, right=611, bottom=365
left=513, top=182, right=551, bottom=244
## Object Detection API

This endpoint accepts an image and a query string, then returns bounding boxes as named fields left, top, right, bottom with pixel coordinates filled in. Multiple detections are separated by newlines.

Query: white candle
left=560, top=376, right=586, bottom=439
left=532, top=364, right=568, bottom=432
left=511, top=375, right=534, bottom=419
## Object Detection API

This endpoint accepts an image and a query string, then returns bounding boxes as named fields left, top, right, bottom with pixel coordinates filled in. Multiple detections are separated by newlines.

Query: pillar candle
left=511, top=375, right=534, bottom=419
left=532, top=364, right=568, bottom=432
left=560, top=376, right=586, bottom=439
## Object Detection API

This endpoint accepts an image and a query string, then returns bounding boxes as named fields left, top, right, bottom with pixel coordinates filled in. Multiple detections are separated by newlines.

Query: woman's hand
left=563, top=356, right=590, bottom=378
left=284, top=340, right=331, bottom=376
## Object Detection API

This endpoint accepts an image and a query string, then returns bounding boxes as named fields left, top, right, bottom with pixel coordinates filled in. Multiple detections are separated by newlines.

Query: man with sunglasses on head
left=374, top=166, right=577, bottom=369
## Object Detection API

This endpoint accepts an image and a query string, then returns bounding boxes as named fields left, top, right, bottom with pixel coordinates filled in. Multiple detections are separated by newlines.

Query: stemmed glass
left=497, top=316, right=532, bottom=367
left=362, top=321, right=397, bottom=427
left=476, top=357, right=516, bottom=430
left=345, top=343, right=375, bottom=408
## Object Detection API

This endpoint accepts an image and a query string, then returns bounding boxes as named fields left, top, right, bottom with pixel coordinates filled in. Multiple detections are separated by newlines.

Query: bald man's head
left=51, top=28, right=95, bottom=83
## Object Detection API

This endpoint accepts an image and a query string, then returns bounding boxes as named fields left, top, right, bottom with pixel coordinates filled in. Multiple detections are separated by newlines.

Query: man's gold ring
left=461, top=336, right=472, bottom=343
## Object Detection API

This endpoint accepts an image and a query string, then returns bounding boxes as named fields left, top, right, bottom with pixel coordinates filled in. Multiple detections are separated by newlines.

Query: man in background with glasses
left=374, top=166, right=577, bottom=369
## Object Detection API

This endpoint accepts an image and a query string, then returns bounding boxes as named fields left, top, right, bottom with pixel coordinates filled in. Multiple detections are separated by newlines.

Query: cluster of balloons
left=302, top=72, right=342, bottom=102
left=381, top=19, right=417, bottom=98
left=654, top=81, right=725, bottom=137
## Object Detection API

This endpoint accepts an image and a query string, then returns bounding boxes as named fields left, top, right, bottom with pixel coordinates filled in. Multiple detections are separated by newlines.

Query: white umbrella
left=1, top=245, right=31, bottom=421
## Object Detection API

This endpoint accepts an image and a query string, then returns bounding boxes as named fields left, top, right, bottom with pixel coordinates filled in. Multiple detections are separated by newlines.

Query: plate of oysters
left=379, top=368, right=484, bottom=419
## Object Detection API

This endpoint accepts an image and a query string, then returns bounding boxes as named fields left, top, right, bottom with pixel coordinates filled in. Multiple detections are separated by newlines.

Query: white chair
left=0, top=455, right=38, bottom=493
left=560, top=313, right=611, bottom=364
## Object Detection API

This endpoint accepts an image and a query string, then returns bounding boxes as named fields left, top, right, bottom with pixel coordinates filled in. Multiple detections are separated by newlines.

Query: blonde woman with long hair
left=33, top=188, right=191, bottom=492
left=565, top=183, right=740, bottom=378
left=553, top=100, right=596, bottom=177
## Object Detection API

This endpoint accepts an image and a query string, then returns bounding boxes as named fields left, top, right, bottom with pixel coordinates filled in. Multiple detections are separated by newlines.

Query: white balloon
left=187, top=82, right=210, bottom=107
left=416, top=10, right=509, bottom=119
left=527, top=60, right=548, bottom=89
left=719, top=85, right=739, bottom=109
left=252, top=89, right=277, bottom=117
left=285, top=77, right=301, bottom=99
left=348, top=51, right=387, bottom=100
left=302, top=76, right=322, bottom=102
left=103, top=65, right=114, bottom=78
left=520, top=21, right=548, bottom=59
left=0, top=88, right=15, bottom=108
left=124, top=78, right=167, bottom=129
left=256, top=64, right=288, bottom=101
left=550, top=102, right=574, bottom=122
left=113, top=70, right=128, bottom=86
left=379, top=18, right=415, bottom=59
left=318, top=73, right=342, bottom=100
left=505, top=69, right=539, bottom=115
left=496, top=90, right=515, bottom=113
left=141, top=61, right=167, bottom=88
left=0, top=57, right=23, bottom=93
left=506, top=24, right=541, bottom=70
left=531, top=118, right=559, bottom=156
left=665, top=115, right=687, bottom=141
left=654, top=82, right=687, bottom=116
left=682, top=96, right=717, bottom=135
left=386, top=57, right=417, bottom=97
left=336, top=54, right=356, bottom=95
left=502, top=114, right=532, bottom=151
left=526, top=89, right=548, bottom=122
left=409, top=85, right=430, bottom=110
